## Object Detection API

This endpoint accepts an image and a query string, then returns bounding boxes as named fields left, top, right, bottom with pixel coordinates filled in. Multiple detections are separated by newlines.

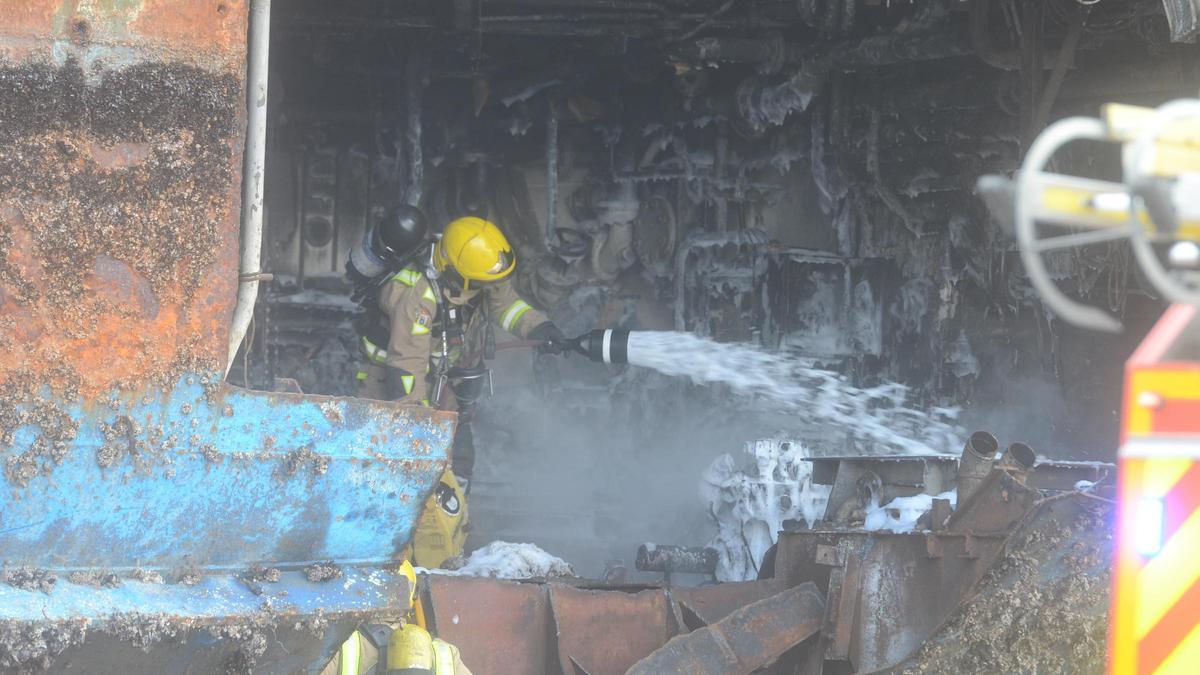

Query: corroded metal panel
left=0, top=0, right=457, bottom=584
left=0, top=0, right=245, bottom=398
left=549, top=584, right=676, bottom=675
left=774, top=530, right=1006, bottom=672
left=426, top=575, right=552, bottom=675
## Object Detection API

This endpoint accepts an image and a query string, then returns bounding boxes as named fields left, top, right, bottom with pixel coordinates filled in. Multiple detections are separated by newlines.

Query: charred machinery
left=4, top=0, right=1200, bottom=673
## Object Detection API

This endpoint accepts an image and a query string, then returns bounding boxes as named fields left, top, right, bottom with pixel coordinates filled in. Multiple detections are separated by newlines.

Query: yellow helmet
left=434, top=217, right=515, bottom=289
left=387, top=623, right=435, bottom=672
left=399, top=559, right=418, bottom=608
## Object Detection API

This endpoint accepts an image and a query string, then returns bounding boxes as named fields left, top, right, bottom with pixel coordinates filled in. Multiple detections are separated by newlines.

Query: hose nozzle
left=569, top=329, right=631, bottom=364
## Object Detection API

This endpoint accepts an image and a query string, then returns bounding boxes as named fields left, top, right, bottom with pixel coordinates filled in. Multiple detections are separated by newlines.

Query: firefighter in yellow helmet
left=323, top=561, right=473, bottom=675
left=353, top=214, right=567, bottom=567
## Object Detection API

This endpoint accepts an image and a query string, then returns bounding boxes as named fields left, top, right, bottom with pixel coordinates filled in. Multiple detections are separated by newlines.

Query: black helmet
left=373, top=204, right=429, bottom=263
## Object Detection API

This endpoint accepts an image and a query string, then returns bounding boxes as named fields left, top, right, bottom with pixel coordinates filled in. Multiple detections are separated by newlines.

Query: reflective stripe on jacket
left=368, top=268, right=548, bottom=405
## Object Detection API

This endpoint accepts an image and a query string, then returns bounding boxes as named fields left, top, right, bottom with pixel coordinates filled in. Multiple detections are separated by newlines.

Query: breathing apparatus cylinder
left=569, top=328, right=631, bottom=365
left=346, top=205, right=431, bottom=285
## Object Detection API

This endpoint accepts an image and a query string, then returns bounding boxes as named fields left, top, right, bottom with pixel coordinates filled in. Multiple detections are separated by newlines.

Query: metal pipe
left=957, top=431, right=999, bottom=502
left=545, top=98, right=558, bottom=247
left=225, top=0, right=271, bottom=376
left=404, top=42, right=427, bottom=207
left=1002, top=442, right=1037, bottom=469
left=1000, top=441, right=1037, bottom=484
left=635, top=544, right=718, bottom=575
left=714, top=133, right=728, bottom=231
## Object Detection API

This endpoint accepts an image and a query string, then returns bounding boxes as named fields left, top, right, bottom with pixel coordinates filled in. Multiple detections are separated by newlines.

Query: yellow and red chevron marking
left=1122, top=306, right=1200, bottom=443
left=1112, top=305, right=1200, bottom=674
left=1111, top=453, right=1200, bottom=675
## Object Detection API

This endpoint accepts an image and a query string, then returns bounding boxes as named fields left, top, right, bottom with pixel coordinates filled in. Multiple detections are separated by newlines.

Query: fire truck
left=993, top=98, right=1200, bottom=675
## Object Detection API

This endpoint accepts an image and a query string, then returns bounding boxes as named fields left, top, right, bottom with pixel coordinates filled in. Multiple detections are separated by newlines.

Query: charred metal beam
left=626, top=582, right=825, bottom=675
left=635, top=545, right=719, bottom=575
left=546, top=98, right=558, bottom=247
left=403, top=40, right=428, bottom=207
left=733, top=30, right=975, bottom=134
left=482, top=0, right=674, bottom=17
left=473, top=20, right=657, bottom=37
left=832, top=31, right=973, bottom=68
left=481, top=12, right=659, bottom=22
left=672, top=32, right=794, bottom=75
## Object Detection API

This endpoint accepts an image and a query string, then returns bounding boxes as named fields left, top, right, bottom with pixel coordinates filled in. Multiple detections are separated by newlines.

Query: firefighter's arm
left=488, top=278, right=551, bottom=339
left=383, top=278, right=438, bottom=404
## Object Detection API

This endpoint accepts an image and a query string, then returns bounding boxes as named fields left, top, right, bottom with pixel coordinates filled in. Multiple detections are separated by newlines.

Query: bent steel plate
left=627, top=582, right=825, bottom=675
left=1, top=379, right=455, bottom=569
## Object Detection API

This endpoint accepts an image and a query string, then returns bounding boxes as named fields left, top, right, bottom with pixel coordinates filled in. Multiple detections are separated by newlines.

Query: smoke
left=468, top=329, right=965, bottom=578
left=470, top=348, right=780, bottom=579
left=960, top=373, right=1115, bottom=461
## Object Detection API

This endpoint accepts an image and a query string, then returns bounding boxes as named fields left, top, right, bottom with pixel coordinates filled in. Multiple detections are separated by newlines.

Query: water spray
left=564, top=329, right=961, bottom=455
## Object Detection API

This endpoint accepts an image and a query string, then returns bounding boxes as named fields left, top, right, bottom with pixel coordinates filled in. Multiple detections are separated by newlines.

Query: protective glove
left=528, top=322, right=569, bottom=355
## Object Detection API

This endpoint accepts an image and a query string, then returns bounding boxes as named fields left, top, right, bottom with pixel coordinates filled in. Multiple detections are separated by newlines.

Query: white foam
left=425, top=541, right=574, bottom=580
left=702, top=439, right=832, bottom=582
left=863, top=489, right=958, bottom=533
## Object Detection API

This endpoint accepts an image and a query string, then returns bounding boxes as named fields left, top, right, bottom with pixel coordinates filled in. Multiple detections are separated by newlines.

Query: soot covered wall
left=239, top=0, right=1200, bottom=461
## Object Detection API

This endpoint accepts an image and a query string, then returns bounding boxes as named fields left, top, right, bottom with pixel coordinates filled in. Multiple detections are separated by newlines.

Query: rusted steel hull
left=1, top=383, right=454, bottom=568
left=0, top=2, right=457, bottom=565
left=0, top=0, right=247, bottom=398
left=422, top=577, right=821, bottom=675
left=0, top=4, right=455, bottom=671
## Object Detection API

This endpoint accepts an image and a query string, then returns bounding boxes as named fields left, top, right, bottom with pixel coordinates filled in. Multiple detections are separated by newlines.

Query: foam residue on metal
left=864, top=489, right=958, bottom=534
left=702, top=439, right=831, bottom=582
left=430, top=541, right=575, bottom=580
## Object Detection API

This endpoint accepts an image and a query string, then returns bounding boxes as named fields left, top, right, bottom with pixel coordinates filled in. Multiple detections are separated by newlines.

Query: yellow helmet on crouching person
left=434, top=217, right=515, bottom=290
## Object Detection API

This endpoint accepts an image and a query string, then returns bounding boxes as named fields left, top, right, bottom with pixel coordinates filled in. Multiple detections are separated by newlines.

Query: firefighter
left=323, top=561, right=473, bottom=675
left=353, top=213, right=567, bottom=566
